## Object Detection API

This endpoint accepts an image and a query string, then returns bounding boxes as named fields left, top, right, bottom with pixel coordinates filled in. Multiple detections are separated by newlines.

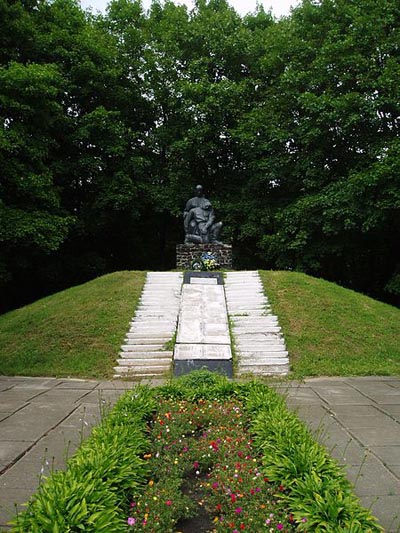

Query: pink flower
left=166, top=500, right=173, bottom=506
left=127, top=517, right=136, bottom=526
left=193, top=461, right=199, bottom=469
left=277, top=524, right=283, bottom=530
left=235, top=507, right=243, bottom=514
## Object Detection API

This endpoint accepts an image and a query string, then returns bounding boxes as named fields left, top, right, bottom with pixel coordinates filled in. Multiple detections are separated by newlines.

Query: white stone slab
left=121, top=344, right=164, bottom=351
left=117, top=358, right=172, bottom=366
left=239, top=365, right=289, bottom=375
left=176, top=284, right=230, bottom=345
left=174, top=344, right=232, bottom=360
left=239, top=353, right=289, bottom=361
left=124, top=337, right=171, bottom=343
left=237, top=346, right=287, bottom=353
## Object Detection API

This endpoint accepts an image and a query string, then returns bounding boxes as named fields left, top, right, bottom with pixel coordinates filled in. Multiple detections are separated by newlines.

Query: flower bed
left=12, top=371, right=382, bottom=532
left=127, top=398, right=296, bottom=531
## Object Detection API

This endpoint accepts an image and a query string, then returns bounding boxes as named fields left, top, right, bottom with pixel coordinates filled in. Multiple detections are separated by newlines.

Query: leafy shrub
left=247, top=382, right=381, bottom=532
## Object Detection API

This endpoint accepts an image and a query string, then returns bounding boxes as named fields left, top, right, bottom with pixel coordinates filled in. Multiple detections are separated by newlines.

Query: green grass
left=259, top=270, right=400, bottom=378
left=0, top=271, right=146, bottom=379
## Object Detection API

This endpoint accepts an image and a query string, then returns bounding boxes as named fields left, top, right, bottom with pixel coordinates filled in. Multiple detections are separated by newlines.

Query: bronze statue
left=183, top=185, right=223, bottom=244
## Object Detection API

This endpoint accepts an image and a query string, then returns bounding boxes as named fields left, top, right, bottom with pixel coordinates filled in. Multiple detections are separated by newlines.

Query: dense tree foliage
left=1, top=0, right=399, bottom=311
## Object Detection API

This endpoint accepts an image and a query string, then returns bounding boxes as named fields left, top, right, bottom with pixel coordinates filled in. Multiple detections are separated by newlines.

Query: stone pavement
left=277, top=376, right=400, bottom=532
left=1, top=376, right=399, bottom=531
left=0, top=376, right=144, bottom=529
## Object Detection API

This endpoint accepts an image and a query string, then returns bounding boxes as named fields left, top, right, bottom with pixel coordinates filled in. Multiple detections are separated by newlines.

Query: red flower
left=240, top=524, right=246, bottom=530
left=231, top=494, right=237, bottom=503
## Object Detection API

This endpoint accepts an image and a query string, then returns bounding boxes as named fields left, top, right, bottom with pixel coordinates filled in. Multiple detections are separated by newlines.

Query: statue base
left=176, top=244, right=233, bottom=270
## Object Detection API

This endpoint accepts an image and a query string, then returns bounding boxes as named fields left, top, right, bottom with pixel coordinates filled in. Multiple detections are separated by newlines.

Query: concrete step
left=128, top=327, right=176, bottom=333
left=229, top=310, right=271, bottom=317
left=239, top=365, right=289, bottom=375
left=114, top=366, right=170, bottom=375
left=117, top=358, right=171, bottom=366
left=231, top=315, right=278, bottom=321
left=121, top=343, right=165, bottom=350
left=237, top=346, right=287, bottom=353
left=233, top=326, right=281, bottom=335
left=125, top=334, right=171, bottom=341
left=239, top=354, right=289, bottom=362
left=232, top=319, right=279, bottom=326
left=130, top=320, right=177, bottom=326
left=119, top=352, right=172, bottom=359
left=120, top=346, right=173, bottom=354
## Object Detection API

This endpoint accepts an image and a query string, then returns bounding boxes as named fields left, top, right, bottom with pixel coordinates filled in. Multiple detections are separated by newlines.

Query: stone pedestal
left=176, top=244, right=232, bottom=270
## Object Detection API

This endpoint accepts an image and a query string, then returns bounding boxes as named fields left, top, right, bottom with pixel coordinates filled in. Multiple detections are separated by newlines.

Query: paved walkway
left=0, top=376, right=399, bottom=531
left=278, top=376, right=400, bottom=532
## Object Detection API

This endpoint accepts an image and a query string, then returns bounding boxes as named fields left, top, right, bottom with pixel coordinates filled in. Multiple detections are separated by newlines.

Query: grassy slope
left=260, top=270, right=400, bottom=378
left=0, top=271, right=146, bottom=379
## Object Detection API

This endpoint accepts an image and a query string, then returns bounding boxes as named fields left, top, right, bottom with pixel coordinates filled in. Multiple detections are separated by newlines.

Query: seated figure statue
left=183, top=186, right=223, bottom=244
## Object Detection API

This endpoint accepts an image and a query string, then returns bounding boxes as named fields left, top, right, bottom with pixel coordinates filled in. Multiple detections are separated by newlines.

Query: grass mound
left=1, top=269, right=398, bottom=379
left=0, top=271, right=146, bottom=379
left=260, top=271, right=400, bottom=378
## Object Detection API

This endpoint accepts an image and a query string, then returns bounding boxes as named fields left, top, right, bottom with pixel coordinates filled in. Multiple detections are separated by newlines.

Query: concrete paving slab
left=0, top=389, right=48, bottom=404
left=55, top=380, right=99, bottom=390
left=0, top=441, right=35, bottom=468
left=0, top=486, right=35, bottom=527
left=363, top=495, right=400, bottom=532
left=21, top=428, right=83, bottom=470
left=334, top=414, right=395, bottom=428
left=285, top=388, right=324, bottom=404
left=350, top=426, right=400, bottom=446
left=381, top=404, right=400, bottom=421
left=289, top=405, right=337, bottom=432
left=0, top=404, right=76, bottom=442
left=344, top=456, right=400, bottom=496
left=0, top=460, right=45, bottom=490
left=29, top=389, right=91, bottom=403
left=369, top=446, right=400, bottom=466
left=10, top=379, right=62, bottom=390
left=0, top=383, right=17, bottom=392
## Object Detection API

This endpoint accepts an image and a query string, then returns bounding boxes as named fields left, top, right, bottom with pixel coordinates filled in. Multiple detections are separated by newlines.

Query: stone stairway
left=114, top=270, right=289, bottom=378
left=225, top=271, right=289, bottom=375
left=113, top=272, right=182, bottom=378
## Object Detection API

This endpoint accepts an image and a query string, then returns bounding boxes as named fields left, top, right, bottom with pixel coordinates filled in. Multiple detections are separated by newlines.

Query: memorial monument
left=176, top=185, right=233, bottom=269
